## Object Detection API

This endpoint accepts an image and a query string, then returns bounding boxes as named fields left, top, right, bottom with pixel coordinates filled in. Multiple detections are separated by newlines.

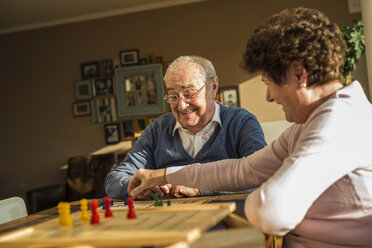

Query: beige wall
left=0, top=0, right=364, bottom=201
left=240, top=75, right=286, bottom=122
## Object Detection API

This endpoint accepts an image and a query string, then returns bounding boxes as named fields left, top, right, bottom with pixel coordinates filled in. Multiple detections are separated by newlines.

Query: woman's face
left=261, top=63, right=310, bottom=123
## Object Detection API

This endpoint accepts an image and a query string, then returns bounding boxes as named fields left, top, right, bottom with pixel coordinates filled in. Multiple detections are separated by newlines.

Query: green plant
left=340, top=20, right=365, bottom=85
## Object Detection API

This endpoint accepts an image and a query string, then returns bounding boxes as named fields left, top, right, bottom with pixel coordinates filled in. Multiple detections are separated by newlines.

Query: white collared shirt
left=172, top=102, right=221, bottom=158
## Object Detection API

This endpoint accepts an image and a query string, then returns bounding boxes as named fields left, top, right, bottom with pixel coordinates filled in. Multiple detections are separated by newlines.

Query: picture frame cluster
left=72, top=48, right=166, bottom=144
left=73, top=58, right=116, bottom=119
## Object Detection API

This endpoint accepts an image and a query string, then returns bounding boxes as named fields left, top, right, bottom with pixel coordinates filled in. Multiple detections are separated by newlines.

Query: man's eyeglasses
left=163, top=83, right=206, bottom=105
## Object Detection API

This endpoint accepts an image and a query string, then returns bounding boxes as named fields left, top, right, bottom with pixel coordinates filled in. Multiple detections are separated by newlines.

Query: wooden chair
left=0, top=197, right=28, bottom=224
left=26, top=184, right=66, bottom=214
left=66, top=153, right=116, bottom=201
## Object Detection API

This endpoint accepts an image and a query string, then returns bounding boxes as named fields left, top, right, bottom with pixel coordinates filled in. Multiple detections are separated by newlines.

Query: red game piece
left=127, top=197, right=136, bottom=219
left=90, top=199, right=101, bottom=224
left=104, top=197, right=113, bottom=217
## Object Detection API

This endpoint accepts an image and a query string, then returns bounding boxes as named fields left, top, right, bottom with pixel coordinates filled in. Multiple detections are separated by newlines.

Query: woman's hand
left=128, top=168, right=167, bottom=199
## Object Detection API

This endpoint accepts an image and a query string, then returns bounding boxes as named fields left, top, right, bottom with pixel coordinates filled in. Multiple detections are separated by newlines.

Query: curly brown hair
left=242, top=7, right=345, bottom=86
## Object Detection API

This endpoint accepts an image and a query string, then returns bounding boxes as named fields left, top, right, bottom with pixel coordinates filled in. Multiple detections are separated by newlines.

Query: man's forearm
left=105, top=171, right=130, bottom=199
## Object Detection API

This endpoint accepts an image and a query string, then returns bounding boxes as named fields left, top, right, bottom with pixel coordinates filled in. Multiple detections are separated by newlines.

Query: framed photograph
left=93, top=77, right=114, bottom=96
left=74, top=80, right=92, bottom=99
left=147, top=54, right=155, bottom=64
left=116, top=64, right=166, bottom=117
left=119, top=49, right=139, bottom=66
left=121, top=120, right=135, bottom=139
left=155, top=56, right=163, bottom=64
left=73, top=101, right=91, bottom=117
left=139, top=58, right=148, bottom=65
left=91, top=97, right=117, bottom=123
left=136, top=118, right=148, bottom=133
left=113, top=57, right=120, bottom=69
left=104, top=123, right=120, bottom=144
left=80, top=61, right=101, bottom=79
left=219, top=86, right=240, bottom=107
left=101, top=59, right=114, bottom=76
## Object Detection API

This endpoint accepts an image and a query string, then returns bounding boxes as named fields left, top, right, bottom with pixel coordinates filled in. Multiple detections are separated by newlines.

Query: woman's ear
left=292, top=61, right=307, bottom=84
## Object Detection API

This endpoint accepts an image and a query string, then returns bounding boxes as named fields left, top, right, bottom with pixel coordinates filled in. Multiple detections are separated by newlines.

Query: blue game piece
left=101, top=198, right=106, bottom=210
left=101, top=197, right=114, bottom=210
left=124, top=193, right=128, bottom=206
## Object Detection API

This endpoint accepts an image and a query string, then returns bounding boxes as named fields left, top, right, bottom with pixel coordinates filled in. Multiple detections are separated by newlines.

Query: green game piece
left=167, top=200, right=171, bottom=206
left=159, top=200, right=163, bottom=206
left=154, top=194, right=160, bottom=207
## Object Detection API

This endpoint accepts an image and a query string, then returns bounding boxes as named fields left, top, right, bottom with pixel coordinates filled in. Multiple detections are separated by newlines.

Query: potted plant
left=340, top=21, right=365, bottom=85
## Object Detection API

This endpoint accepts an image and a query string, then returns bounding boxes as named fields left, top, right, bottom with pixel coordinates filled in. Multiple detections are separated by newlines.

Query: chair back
left=26, top=184, right=66, bottom=214
left=261, top=120, right=292, bottom=144
left=66, top=153, right=115, bottom=201
left=0, top=197, right=28, bottom=224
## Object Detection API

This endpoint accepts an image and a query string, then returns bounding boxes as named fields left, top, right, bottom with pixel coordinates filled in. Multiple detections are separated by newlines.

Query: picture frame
left=73, top=101, right=91, bottom=117
left=113, top=58, right=121, bottom=69
left=139, top=57, right=148, bottom=65
left=136, top=118, right=148, bottom=133
left=101, top=59, right=114, bottom=77
left=116, top=64, right=166, bottom=117
left=93, top=77, right=114, bottom=96
left=219, top=86, right=240, bottom=107
left=104, top=123, right=121, bottom=144
left=74, top=80, right=92, bottom=99
left=119, top=49, right=139, bottom=66
left=91, top=97, right=117, bottom=123
left=147, top=54, right=155, bottom=64
left=120, top=120, right=135, bottom=139
left=155, top=56, right=163, bottom=64
left=80, top=61, right=101, bottom=79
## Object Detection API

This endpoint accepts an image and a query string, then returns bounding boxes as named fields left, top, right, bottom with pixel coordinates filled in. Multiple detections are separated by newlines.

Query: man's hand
left=169, top=185, right=201, bottom=198
left=128, top=168, right=167, bottom=199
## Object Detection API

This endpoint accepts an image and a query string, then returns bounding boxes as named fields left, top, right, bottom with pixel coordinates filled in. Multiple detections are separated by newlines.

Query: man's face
left=164, top=67, right=217, bottom=134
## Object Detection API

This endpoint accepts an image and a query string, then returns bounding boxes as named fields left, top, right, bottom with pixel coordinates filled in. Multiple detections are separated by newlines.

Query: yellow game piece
left=80, top=198, right=90, bottom=221
left=58, top=202, right=73, bottom=226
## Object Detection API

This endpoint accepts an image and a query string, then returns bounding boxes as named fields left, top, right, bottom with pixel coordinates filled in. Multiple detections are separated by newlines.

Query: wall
left=0, top=0, right=364, bottom=201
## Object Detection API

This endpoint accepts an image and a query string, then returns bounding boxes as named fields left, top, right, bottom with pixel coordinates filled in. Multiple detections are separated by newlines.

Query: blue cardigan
left=105, top=102, right=266, bottom=198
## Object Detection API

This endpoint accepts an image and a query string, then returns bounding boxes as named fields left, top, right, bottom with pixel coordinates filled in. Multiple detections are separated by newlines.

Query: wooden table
left=0, top=194, right=265, bottom=248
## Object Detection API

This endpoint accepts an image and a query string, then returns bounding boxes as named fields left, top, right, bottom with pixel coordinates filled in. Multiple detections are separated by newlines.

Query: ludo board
left=102, top=197, right=210, bottom=210
left=0, top=202, right=236, bottom=247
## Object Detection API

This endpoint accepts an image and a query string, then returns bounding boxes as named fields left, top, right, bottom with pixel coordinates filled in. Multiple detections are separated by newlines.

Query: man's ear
left=211, top=77, right=219, bottom=98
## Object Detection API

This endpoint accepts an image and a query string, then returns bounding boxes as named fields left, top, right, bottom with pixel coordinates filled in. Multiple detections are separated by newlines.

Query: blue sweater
left=105, top=102, right=266, bottom=198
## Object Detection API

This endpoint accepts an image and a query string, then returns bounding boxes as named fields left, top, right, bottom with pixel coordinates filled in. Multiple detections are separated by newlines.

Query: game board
left=103, top=197, right=211, bottom=210
left=0, top=202, right=236, bottom=247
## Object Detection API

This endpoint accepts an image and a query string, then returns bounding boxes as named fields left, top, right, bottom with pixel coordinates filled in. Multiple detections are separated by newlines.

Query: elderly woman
left=128, top=7, right=372, bottom=247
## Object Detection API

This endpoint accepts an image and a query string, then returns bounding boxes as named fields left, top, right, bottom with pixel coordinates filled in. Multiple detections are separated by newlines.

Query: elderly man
left=105, top=55, right=266, bottom=199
